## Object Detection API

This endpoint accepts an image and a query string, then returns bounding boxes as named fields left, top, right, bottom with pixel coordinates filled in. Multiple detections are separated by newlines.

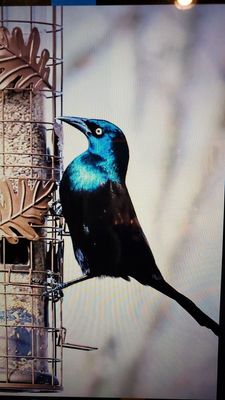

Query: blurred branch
left=67, top=8, right=140, bottom=72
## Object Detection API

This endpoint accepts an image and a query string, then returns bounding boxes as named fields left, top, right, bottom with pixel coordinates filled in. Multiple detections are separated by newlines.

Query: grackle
left=52, top=116, right=220, bottom=337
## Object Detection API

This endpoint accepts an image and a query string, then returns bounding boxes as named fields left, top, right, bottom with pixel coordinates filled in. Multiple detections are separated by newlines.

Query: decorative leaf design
left=0, top=26, right=51, bottom=92
left=0, top=178, right=55, bottom=244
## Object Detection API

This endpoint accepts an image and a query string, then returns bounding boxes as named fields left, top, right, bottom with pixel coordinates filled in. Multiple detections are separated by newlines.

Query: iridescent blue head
left=59, top=117, right=129, bottom=184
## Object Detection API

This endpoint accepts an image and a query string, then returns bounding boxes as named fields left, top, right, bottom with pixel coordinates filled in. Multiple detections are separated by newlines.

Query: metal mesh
left=0, top=6, right=64, bottom=391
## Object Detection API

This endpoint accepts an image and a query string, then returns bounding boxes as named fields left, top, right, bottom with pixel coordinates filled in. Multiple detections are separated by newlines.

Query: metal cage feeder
left=0, top=6, right=64, bottom=391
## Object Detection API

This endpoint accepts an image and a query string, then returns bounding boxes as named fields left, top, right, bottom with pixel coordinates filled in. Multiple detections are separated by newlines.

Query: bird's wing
left=82, top=180, right=161, bottom=281
left=60, top=179, right=162, bottom=281
left=105, top=181, right=162, bottom=282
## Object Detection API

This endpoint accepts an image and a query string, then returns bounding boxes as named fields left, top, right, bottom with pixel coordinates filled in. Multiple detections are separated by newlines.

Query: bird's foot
left=43, top=283, right=64, bottom=302
left=43, top=270, right=65, bottom=302
left=49, top=199, right=63, bottom=217
left=43, top=274, right=93, bottom=302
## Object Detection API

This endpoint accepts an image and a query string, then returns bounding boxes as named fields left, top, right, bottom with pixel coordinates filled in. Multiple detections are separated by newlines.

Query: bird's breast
left=64, top=155, right=120, bottom=192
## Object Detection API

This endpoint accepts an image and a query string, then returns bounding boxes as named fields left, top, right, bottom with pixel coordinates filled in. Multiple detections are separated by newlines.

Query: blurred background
left=59, top=4, right=224, bottom=399
left=2, top=3, right=225, bottom=399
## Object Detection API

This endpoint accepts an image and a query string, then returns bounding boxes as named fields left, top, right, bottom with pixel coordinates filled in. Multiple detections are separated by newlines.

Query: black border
left=217, top=187, right=225, bottom=400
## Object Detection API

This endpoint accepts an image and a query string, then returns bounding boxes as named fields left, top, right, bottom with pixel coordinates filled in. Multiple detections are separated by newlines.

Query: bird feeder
left=0, top=6, right=64, bottom=391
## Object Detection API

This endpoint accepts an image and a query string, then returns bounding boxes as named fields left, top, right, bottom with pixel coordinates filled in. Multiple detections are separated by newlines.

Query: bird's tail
left=151, top=278, right=220, bottom=337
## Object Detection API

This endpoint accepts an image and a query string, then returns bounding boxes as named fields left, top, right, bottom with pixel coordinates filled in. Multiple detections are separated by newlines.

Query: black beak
left=57, top=116, right=90, bottom=136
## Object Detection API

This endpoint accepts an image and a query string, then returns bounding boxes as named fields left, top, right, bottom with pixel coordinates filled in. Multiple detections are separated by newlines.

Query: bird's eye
left=95, top=128, right=103, bottom=136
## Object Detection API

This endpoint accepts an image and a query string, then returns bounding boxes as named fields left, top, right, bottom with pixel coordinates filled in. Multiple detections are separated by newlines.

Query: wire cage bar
left=0, top=6, right=64, bottom=391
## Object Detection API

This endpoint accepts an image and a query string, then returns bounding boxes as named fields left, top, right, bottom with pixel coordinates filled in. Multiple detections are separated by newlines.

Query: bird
left=52, top=116, right=220, bottom=337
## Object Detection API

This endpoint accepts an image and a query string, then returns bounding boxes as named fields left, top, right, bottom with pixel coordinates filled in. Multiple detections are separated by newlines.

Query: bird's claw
left=49, top=199, right=63, bottom=217
left=42, top=270, right=64, bottom=302
left=43, top=283, right=64, bottom=303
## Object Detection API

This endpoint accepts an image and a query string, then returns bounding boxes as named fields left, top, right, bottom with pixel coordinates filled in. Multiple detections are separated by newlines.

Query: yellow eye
left=95, top=128, right=103, bottom=136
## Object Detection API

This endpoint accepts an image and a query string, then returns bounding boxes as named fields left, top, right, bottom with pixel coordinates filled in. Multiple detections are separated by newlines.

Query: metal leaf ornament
left=0, top=179, right=55, bottom=244
left=0, top=26, right=51, bottom=92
